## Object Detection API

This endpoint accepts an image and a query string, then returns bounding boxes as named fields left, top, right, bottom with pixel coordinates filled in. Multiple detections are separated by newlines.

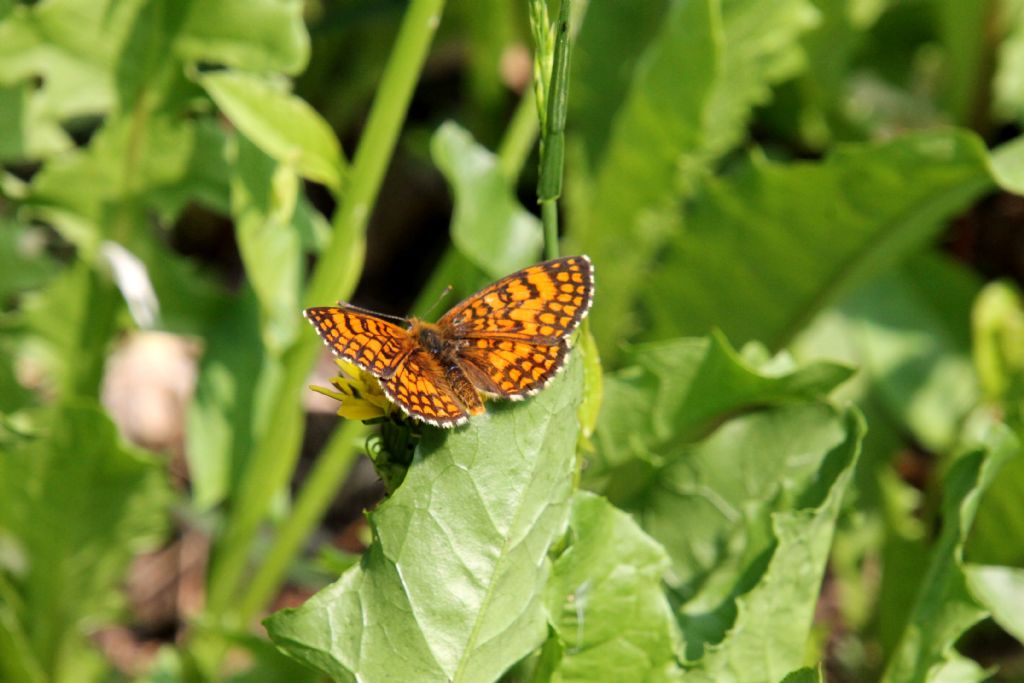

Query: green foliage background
left=3, top=0, right=1024, bottom=682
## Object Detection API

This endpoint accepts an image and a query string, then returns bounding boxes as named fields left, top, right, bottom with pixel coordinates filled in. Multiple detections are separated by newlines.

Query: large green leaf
left=266, top=357, right=585, bottom=683
left=0, top=401, right=171, bottom=683
left=645, top=131, right=1000, bottom=351
left=836, top=253, right=980, bottom=453
left=569, top=0, right=668, bottom=166
left=431, top=121, right=543, bottom=279
left=201, top=71, right=346, bottom=193
left=574, top=0, right=818, bottom=356
left=545, top=491, right=683, bottom=682
left=881, top=425, right=1019, bottom=683
left=682, top=410, right=862, bottom=682
left=646, top=403, right=850, bottom=596
left=591, top=332, right=852, bottom=480
left=589, top=333, right=854, bottom=605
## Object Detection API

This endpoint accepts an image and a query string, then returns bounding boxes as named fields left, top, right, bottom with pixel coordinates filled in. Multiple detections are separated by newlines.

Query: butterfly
left=304, top=255, right=594, bottom=428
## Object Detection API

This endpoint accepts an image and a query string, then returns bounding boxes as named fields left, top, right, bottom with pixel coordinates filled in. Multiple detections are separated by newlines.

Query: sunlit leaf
left=964, top=564, right=1024, bottom=646
left=575, top=0, right=818, bottom=356
left=645, top=131, right=999, bottom=351
left=545, top=491, right=683, bottom=682
left=201, top=70, right=345, bottom=193
left=682, top=411, right=861, bottom=681
left=266, top=357, right=584, bottom=683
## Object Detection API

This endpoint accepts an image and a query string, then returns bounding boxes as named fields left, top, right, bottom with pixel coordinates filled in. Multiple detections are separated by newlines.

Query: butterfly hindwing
left=381, top=348, right=479, bottom=427
left=303, top=306, right=412, bottom=377
left=458, top=337, right=567, bottom=399
left=438, top=255, right=594, bottom=343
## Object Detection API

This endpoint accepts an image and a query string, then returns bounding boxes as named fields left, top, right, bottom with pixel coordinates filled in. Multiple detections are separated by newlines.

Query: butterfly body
left=305, top=255, right=593, bottom=428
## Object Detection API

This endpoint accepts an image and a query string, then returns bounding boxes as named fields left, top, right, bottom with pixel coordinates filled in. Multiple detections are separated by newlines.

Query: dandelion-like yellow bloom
left=310, top=360, right=393, bottom=422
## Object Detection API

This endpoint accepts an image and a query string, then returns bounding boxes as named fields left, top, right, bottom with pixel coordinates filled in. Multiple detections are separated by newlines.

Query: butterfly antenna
left=336, top=301, right=409, bottom=325
left=422, top=284, right=454, bottom=318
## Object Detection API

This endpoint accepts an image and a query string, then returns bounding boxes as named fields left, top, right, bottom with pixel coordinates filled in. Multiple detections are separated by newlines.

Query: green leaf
left=569, top=0, right=668, bottom=166
left=0, top=401, right=171, bottom=682
left=201, top=70, right=346, bottom=193
left=545, top=492, right=683, bottom=682
left=176, top=0, right=309, bottom=75
left=648, top=402, right=850, bottom=596
left=266, top=356, right=585, bottom=683
left=0, top=221, right=57, bottom=305
left=964, top=564, right=1024, bottom=646
left=971, top=280, right=1024, bottom=421
left=0, top=0, right=131, bottom=119
left=112, top=0, right=192, bottom=113
left=881, top=425, right=1019, bottom=683
left=592, top=332, right=852, bottom=476
left=778, top=668, right=824, bottom=683
left=837, top=253, right=981, bottom=453
left=993, top=4, right=1024, bottom=125
left=645, top=131, right=997, bottom=351
left=0, top=80, right=72, bottom=162
left=184, top=290, right=264, bottom=510
left=16, top=261, right=118, bottom=398
left=229, top=136, right=305, bottom=352
left=935, top=0, right=993, bottom=126
left=764, top=0, right=886, bottom=147
left=682, top=410, right=862, bottom=682
left=27, top=115, right=230, bottom=245
left=574, top=0, right=818, bottom=356
left=431, top=121, right=543, bottom=279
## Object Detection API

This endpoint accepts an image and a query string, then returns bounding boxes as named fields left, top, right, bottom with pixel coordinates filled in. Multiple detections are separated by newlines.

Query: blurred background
left=4, top=0, right=1024, bottom=681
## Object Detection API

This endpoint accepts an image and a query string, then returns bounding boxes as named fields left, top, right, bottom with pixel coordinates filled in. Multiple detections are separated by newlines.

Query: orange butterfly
left=304, top=255, right=594, bottom=427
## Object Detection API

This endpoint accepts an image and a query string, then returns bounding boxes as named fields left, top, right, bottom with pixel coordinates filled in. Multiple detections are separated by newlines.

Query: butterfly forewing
left=439, top=255, right=594, bottom=343
left=303, top=306, right=413, bottom=377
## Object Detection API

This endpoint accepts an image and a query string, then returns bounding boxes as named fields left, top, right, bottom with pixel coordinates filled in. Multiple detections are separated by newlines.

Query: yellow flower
left=310, top=360, right=393, bottom=422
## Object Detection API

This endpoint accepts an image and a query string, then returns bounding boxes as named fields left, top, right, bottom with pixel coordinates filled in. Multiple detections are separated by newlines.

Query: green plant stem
left=235, top=420, right=366, bottom=623
left=536, top=0, right=571, bottom=261
left=542, top=201, right=559, bottom=260
left=206, top=0, right=446, bottom=621
left=536, top=0, right=571, bottom=204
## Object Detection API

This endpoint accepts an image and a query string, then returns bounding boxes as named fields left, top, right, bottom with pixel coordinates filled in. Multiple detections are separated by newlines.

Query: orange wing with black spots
left=381, top=348, right=482, bottom=427
left=303, top=255, right=594, bottom=428
left=458, top=338, right=567, bottom=399
left=303, top=306, right=413, bottom=377
left=438, top=255, right=594, bottom=343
